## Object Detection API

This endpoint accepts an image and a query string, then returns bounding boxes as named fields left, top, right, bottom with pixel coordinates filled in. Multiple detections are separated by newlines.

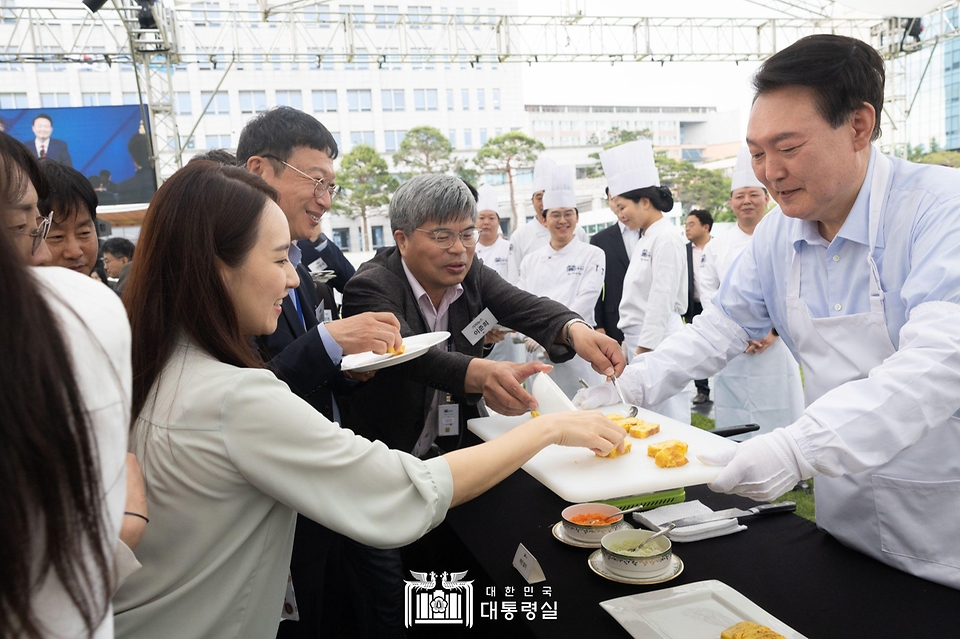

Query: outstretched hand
left=539, top=410, right=626, bottom=456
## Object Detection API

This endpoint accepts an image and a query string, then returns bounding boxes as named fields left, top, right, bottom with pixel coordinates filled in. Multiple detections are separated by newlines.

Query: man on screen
left=24, top=114, right=72, bottom=167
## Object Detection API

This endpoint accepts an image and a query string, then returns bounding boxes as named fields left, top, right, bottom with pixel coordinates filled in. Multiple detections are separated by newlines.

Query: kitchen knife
left=666, top=501, right=796, bottom=528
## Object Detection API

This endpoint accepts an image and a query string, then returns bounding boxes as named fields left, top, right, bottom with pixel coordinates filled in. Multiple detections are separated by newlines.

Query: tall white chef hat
left=599, top=139, right=659, bottom=197
left=542, top=165, right=577, bottom=211
left=531, top=156, right=557, bottom=194
left=730, top=146, right=766, bottom=192
left=476, top=184, right=500, bottom=216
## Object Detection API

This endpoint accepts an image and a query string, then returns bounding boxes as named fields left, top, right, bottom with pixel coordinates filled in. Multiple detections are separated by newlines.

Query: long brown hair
left=0, top=229, right=111, bottom=637
left=123, top=161, right=279, bottom=419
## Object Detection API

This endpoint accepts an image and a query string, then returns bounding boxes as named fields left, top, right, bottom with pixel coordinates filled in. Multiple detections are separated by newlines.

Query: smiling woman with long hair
left=1, top=150, right=131, bottom=637
left=113, top=161, right=623, bottom=638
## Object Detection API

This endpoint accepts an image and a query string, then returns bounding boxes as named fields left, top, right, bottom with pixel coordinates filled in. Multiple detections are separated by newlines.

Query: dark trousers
left=685, top=300, right=710, bottom=396
left=276, top=519, right=405, bottom=639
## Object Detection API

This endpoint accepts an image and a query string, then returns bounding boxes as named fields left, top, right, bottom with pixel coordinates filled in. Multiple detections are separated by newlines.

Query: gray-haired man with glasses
left=341, top=172, right=626, bottom=457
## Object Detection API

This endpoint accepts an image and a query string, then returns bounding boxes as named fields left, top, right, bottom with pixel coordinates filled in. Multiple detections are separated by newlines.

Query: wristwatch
left=562, top=318, right=589, bottom=348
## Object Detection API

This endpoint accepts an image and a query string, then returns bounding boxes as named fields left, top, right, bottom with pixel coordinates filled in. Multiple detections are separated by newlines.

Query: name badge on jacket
left=462, top=307, right=498, bottom=346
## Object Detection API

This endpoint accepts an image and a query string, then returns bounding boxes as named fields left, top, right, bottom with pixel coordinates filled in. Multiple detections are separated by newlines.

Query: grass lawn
left=691, top=412, right=816, bottom=523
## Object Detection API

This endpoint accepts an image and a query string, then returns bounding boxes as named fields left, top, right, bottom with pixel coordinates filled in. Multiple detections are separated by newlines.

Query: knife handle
left=711, top=424, right=760, bottom=438
left=751, top=501, right=796, bottom=515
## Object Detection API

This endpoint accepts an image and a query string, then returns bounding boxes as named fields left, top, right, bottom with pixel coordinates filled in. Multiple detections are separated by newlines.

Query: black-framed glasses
left=263, top=155, right=342, bottom=201
left=415, top=227, right=481, bottom=249
left=546, top=211, right=578, bottom=221
left=12, top=214, right=51, bottom=255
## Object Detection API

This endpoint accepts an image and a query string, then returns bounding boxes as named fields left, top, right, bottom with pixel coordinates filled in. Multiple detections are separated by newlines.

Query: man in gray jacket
left=341, top=173, right=625, bottom=456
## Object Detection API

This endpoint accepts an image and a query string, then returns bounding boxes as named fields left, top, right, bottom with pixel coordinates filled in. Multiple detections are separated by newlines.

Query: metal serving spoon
left=623, top=523, right=677, bottom=553
left=578, top=378, right=639, bottom=418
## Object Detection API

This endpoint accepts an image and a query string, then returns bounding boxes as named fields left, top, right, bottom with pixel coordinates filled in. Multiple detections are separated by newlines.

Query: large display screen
left=0, top=104, right=157, bottom=205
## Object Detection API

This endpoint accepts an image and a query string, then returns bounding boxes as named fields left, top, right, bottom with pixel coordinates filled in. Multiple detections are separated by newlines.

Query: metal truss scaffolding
left=2, top=1, right=959, bottom=174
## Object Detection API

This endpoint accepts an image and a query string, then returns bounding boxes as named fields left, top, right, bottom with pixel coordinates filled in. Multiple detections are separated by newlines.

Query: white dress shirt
left=619, top=221, right=640, bottom=258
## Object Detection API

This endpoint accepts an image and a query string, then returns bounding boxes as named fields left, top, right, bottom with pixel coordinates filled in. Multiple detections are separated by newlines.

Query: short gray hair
left=390, top=173, right=477, bottom=235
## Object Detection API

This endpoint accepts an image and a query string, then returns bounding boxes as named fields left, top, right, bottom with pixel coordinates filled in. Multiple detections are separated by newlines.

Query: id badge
left=439, top=395, right=459, bottom=437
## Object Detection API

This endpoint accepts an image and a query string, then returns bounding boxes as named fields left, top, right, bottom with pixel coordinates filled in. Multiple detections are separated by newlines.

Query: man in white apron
left=575, top=34, right=960, bottom=589
left=699, top=147, right=805, bottom=438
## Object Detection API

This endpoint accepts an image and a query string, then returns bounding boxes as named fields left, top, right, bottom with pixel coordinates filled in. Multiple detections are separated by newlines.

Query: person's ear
left=246, top=156, right=268, bottom=177
left=850, top=103, right=876, bottom=152
left=394, top=229, right=408, bottom=253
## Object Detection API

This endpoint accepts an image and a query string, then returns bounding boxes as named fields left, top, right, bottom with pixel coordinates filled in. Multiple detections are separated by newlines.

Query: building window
left=345, top=48, right=370, bottom=70
left=384, top=130, right=407, bottom=152
left=383, top=47, right=402, bottom=70
left=373, top=5, right=398, bottom=28
left=479, top=129, right=488, bottom=145
left=175, top=92, right=193, bottom=115
left=40, top=93, right=71, bottom=108
left=332, top=132, right=342, bottom=148
left=382, top=89, right=405, bottom=111
left=81, top=92, right=112, bottom=107
left=239, top=90, right=266, bottom=114
left=493, top=88, right=500, bottom=110
left=494, top=128, right=502, bottom=136
left=201, top=91, right=230, bottom=115
left=332, top=227, right=351, bottom=250
left=275, top=90, right=303, bottom=109
left=347, top=90, right=372, bottom=112
left=0, top=93, right=29, bottom=109
left=371, top=225, right=385, bottom=248
left=477, top=89, right=485, bottom=110
left=122, top=92, right=141, bottom=105
left=461, top=89, right=469, bottom=110
left=313, top=90, right=338, bottom=112
left=340, top=4, right=365, bottom=27
left=408, top=5, right=431, bottom=28
left=414, top=89, right=438, bottom=111
left=448, top=129, right=456, bottom=147
left=305, top=4, right=332, bottom=27
left=205, top=134, right=232, bottom=148
left=350, top=131, right=375, bottom=148
left=464, top=129, right=473, bottom=148
left=446, top=89, right=454, bottom=111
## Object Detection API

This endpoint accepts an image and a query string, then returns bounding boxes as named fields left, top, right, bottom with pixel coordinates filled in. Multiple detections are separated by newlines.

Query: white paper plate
left=340, top=331, right=450, bottom=373
left=600, top=580, right=807, bottom=639
left=531, top=371, right=578, bottom=415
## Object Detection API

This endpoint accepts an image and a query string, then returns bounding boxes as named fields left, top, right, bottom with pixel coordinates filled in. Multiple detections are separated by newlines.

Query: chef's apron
left=784, top=152, right=960, bottom=589
left=713, top=337, right=804, bottom=438
left=622, top=317, right=690, bottom=425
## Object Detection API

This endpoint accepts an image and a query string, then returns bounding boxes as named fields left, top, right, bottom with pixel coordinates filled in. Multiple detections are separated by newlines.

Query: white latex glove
left=572, top=382, right=621, bottom=410
left=524, top=337, right=543, bottom=353
left=698, top=429, right=816, bottom=502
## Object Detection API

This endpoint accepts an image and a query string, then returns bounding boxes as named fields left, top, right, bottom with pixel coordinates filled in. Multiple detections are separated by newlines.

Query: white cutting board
left=468, top=404, right=737, bottom=504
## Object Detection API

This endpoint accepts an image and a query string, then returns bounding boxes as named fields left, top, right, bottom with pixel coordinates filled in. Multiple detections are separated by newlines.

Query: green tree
left=585, top=128, right=653, bottom=177
left=392, top=126, right=456, bottom=177
left=335, top=144, right=399, bottom=251
left=916, top=150, right=960, bottom=168
left=655, top=156, right=732, bottom=221
left=475, top=132, right=544, bottom=233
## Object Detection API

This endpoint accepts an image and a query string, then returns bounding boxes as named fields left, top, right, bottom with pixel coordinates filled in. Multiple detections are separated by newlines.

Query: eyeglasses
left=12, top=215, right=51, bottom=255
left=546, top=211, right=578, bottom=221
left=415, top=227, right=481, bottom=249
left=263, top=155, right=342, bottom=201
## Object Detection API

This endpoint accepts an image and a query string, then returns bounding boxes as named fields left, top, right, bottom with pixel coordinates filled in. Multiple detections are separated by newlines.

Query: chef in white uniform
left=474, top=184, right=520, bottom=362
left=576, top=34, right=960, bottom=589
left=699, top=147, right=805, bottom=438
left=508, top=157, right=587, bottom=284
left=600, top=140, right=690, bottom=424
left=517, top=166, right=606, bottom=397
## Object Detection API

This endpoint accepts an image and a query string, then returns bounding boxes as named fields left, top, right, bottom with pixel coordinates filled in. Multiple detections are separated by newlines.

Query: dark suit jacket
left=298, top=234, right=356, bottom=294
left=590, top=223, right=630, bottom=344
left=256, top=262, right=344, bottom=418
left=683, top=242, right=703, bottom=325
left=339, top=246, right=579, bottom=454
left=116, top=168, right=157, bottom=205
left=27, top=138, right=72, bottom=167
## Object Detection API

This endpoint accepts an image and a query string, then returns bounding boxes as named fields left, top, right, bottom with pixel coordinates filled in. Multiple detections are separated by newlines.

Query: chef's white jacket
left=617, top=217, right=688, bottom=351
left=508, top=219, right=586, bottom=284
left=474, top=236, right=512, bottom=281
left=517, top=238, right=605, bottom=325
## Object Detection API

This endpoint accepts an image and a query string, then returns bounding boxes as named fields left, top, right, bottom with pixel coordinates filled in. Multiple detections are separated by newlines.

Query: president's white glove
left=698, top=429, right=817, bottom=502
left=572, top=382, right=622, bottom=410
